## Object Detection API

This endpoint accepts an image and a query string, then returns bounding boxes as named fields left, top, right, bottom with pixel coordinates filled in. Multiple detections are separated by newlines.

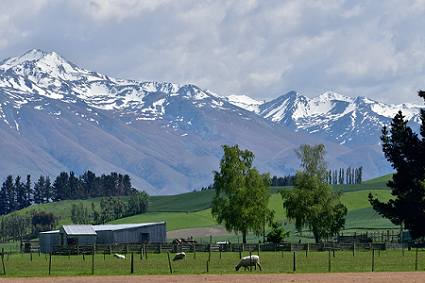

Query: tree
left=280, top=144, right=347, bottom=242
left=211, top=144, right=274, bottom=243
left=71, top=202, right=90, bottom=224
left=266, top=222, right=290, bottom=243
left=31, top=211, right=57, bottom=234
left=369, top=92, right=425, bottom=239
left=127, top=190, right=150, bottom=216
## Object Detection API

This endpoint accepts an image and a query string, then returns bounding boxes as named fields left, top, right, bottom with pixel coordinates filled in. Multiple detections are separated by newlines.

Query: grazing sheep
left=235, top=255, right=261, bottom=271
left=172, top=252, right=186, bottom=261
left=113, top=253, right=126, bottom=259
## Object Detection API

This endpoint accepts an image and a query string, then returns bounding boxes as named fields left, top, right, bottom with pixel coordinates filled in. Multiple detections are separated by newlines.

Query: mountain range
left=0, top=49, right=420, bottom=195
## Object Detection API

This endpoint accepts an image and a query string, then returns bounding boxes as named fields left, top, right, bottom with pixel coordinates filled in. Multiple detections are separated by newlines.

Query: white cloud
left=0, top=0, right=425, bottom=105
left=75, top=0, right=171, bottom=22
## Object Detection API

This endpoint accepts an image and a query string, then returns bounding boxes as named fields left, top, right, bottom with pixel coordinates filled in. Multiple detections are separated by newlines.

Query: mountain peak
left=0, top=49, right=49, bottom=71
left=315, top=91, right=352, bottom=103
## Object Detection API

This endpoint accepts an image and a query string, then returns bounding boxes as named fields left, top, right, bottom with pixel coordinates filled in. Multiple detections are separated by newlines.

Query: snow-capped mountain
left=227, top=91, right=422, bottom=148
left=0, top=49, right=398, bottom=194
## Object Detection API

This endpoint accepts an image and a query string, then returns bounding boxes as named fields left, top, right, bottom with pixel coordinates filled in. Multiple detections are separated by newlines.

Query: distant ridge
left=0, top=49, right=396, bottom=194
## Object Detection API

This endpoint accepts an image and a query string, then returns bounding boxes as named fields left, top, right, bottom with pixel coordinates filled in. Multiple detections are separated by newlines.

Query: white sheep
left=113, top=253, right=126, bottom=259
left=172, top=252, right=186, bottom=261
left=235, top=255, right=262, bottom=271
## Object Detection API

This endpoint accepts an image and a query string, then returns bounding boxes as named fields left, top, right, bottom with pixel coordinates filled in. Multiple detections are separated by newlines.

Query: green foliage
left=71, top=202, right=90, bottom=224
left=31, top=211, right=58, bottom=236
left=281, top=144, right=347, bottom=242
left=266, top=222, right=290, bottom=243
left=127, top=190, right=150, bottom=215
left=100, top=196, right=126, bottom=224
left=211, top=144, right=274, bottom=243
left=369, top=92, right=425, bottom=239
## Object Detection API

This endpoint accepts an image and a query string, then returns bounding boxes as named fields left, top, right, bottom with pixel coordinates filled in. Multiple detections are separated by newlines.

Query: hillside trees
left=281, top=144, right=347, bottom=243
left=211, top=144, right=274, bottom=243
left=0, top=171, right=137, bottom=216
left=127, top=190, right=150, bottom=216
left=369, top=91, right=425, bottom=239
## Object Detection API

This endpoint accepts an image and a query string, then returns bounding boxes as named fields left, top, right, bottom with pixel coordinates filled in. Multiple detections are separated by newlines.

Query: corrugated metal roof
left=62, top=225, right=97, bottom=235
left=93, top=222, right=165, bottom=231
left=40, top=230, right=60, bottom=234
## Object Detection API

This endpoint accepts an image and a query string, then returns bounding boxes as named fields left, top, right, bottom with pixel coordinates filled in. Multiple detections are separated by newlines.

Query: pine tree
left=369, top=92, right=425, bottom=239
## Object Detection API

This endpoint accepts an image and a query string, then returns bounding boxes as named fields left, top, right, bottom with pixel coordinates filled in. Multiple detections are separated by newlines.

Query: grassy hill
left=17, top=179, right=397, bottom=243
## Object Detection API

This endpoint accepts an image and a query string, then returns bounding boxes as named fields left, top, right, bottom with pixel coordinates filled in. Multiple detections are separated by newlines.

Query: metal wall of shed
left=95, top=230, right=114, bottom=245
left=112, top=222, right=166, bottom=244
left=60, top=232, right=96, bottom=246
left=39, top=231, right=60, bottom=253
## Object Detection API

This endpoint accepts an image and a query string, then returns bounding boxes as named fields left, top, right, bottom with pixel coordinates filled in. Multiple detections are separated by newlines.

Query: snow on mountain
left=225, top=94, right=264, bottom=112
left=0, top=49, right=406, bottom=194
left=228, top=91, right=423, bottom=148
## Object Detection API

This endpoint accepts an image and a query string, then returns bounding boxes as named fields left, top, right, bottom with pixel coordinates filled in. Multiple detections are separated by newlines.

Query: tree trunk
left=313, top=228, right=320, bottom=243
left=242, top=229, right=247, bottom=244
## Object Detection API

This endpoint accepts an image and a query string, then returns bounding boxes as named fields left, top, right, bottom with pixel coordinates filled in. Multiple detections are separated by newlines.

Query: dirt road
left=2, top=272, right=425, bottom=283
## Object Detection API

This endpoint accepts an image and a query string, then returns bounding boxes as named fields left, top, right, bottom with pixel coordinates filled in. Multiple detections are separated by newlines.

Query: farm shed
left=93, top=222, right=166, bottom=244
left=39, top=230, right=60, bottom=253
left=59, top=225, right=97, bottom=246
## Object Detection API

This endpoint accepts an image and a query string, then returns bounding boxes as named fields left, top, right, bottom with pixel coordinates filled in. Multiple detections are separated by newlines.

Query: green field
left=0, top=249, right=424, bottom=277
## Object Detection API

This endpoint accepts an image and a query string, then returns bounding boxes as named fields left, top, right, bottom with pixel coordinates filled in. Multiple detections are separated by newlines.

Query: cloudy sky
left=1, top=0, right=425, bottom=105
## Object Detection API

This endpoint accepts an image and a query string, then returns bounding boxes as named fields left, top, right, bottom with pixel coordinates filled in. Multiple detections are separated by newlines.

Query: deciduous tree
left=211, top=144, right=274, bottom=243
left=281, top=144, right=347, bottom=242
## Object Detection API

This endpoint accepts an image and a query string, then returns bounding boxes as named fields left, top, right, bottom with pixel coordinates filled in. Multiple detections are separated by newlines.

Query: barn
left=94, top=222, right=166, bottom=244
left=39, top=222, right=166, bottom=253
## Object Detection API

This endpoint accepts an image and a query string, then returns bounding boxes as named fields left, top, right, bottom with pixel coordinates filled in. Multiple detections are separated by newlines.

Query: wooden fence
left=51, top=242, right=386, bottom=255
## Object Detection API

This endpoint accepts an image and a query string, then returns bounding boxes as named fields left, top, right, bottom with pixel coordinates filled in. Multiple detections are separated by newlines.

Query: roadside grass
left=0, top=250, right=424, bottom=277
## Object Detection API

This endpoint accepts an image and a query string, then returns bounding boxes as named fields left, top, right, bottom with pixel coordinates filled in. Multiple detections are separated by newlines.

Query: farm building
left=60, top=225, right=97, bottom=246
left=39, top=230, right=60, bottom=253
left=39, top=222, right=166, bottom=253
left=94, top=222, right=166, bottom=244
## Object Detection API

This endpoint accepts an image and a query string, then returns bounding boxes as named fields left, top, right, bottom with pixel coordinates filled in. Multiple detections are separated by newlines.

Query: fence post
left=372, top=248, right=375, bottom=272
left=353, top=243, right=355, bottom=257
left=293, top=251, right=296, bottom=272
left=1, top=248, right=5, bottom=275
left=328, top=250, right=331, bottom=272
left=91, top=246, right=95, bottom=275
left=167, top=252, right=172, bottom=274
left=131, top=252, right=134, bottom=274
left=49, top=253, right=52, bottom=275
left=416, top=247, right=418, bottom=270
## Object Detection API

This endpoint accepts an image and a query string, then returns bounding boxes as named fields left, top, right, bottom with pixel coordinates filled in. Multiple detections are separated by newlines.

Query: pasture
left=0, top=249, right=425, bottom=277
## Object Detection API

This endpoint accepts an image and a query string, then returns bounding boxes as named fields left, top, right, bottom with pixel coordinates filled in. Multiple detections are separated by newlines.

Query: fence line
left=51, top=242, right=389, bottom=255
